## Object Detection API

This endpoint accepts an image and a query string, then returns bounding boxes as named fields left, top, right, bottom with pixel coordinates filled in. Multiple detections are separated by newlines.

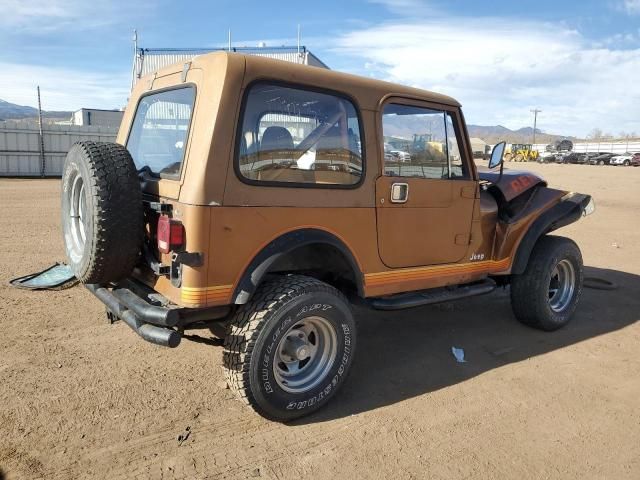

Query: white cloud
left=332, top=18, right=640, bottom=136
left=0, top=62, right=129, bottom=111
left=598, top=30, right=640, bottom=46
left=622, top=0, right=640, bottom=14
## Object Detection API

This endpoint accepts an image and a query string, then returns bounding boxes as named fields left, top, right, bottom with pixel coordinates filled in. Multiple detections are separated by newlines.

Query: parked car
left=538, top=152, right=557, bottom=163
left=555, top=151, right=572, bottom=163
left=390, top=150, right=412, bottom=162
left=580, top=152, right=602, bottom=164
left=554, top=139, right=574, bottom=152
left=589, top=152, right=616, bottom=165
left=632, top=152, right=640, bottom=166
left=565, top=152, right=585, bottom=164
left=610, top=152, right=637, bottom=166
left=59, top=51, right=594, bottom=421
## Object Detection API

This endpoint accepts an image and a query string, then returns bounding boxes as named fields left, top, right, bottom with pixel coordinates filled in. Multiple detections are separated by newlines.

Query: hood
left=477, top=166, right=547, bottom=202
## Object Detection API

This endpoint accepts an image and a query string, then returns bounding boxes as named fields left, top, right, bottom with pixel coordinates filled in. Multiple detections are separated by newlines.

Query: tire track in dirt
left=47, top=410, right=366, bottom=479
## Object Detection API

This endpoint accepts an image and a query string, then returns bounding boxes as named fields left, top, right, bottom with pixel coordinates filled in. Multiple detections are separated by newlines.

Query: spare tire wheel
left=61, top=141, right=143, bottom=284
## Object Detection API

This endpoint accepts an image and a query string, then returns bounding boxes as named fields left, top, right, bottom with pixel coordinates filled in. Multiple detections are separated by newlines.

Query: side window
left=237, top=83, right=363, bottom=186
left=382, top=103, right=467, bottom=179
left=126, top=87, right=195, bottom=178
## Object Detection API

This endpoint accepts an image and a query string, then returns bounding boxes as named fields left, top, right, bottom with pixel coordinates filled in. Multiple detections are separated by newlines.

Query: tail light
left=157, top=215, right=184, bottom=254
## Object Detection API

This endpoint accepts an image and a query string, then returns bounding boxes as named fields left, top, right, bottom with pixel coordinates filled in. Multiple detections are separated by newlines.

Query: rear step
left=368, top=278, right=496, bottom=311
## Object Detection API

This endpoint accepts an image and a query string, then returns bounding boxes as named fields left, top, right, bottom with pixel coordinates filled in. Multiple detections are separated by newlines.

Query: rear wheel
left=624, top=160, right=630, bottom=166
left=510, top=236, right=583, bottom=331
left=223, top=275, right=356, bottom=421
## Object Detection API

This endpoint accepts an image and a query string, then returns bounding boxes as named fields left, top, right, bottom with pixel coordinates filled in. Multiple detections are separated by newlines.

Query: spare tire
left=61, top=141, right=143, bottom=284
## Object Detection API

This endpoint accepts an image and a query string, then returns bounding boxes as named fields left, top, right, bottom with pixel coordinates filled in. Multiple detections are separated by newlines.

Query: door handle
left=390, top=183, right=409, bottom=203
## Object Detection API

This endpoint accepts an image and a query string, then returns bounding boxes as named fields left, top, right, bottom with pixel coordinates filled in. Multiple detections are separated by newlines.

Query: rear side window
left=236, top=82, right=364, bottom=187
left=126, top=87, right=195, bottom=178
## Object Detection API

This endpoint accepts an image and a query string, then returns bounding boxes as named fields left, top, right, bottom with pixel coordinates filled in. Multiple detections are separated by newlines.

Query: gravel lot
left=1, top=163, right=638, bottom=479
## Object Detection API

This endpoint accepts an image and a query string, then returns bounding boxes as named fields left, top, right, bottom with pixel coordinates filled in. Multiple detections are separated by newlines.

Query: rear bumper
left=86, top=283, right=182, bottom=348
left=86, top=279, right=231, bottom=348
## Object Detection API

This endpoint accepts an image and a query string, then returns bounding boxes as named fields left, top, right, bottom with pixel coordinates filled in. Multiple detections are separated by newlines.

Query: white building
left=72, top=108, right=124, bottom=128
left=132, top=46, right=329, bottom=87
left=470, top=137, right=489, bottom=156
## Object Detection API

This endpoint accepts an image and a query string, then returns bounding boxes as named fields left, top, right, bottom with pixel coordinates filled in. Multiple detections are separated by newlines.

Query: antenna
left=228, top=29, right=231, bottom=51
left=130, top=29, right=138, bottom=91
left=297, top=24, right=301, bottom=55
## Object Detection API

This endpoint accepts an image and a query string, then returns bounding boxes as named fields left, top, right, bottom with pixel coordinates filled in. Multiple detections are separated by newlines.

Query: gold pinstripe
left=181, top=285, right=234, bottom=305
left=364, top=258, right=510, bottom=287
left=178, top=258, right=511, bottom=305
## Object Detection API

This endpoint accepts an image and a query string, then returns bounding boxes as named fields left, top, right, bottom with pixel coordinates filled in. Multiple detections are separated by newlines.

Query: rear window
left=126, top=86, right=195, bottom=178
left=236, top=82, right=364, bottom=187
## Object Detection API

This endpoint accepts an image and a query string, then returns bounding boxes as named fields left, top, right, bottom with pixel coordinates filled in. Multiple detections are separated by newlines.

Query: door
left=376, top=100, right=477, bottom=268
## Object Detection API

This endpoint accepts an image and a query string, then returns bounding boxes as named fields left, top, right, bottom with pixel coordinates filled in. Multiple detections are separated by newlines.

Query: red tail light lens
left=157, top=215, right=184, bottom=254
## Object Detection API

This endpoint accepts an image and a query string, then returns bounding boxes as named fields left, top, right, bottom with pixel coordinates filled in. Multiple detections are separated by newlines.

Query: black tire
left=223, top=275, right=356, bottom=421
left=624, top=160, right=630, bottom=166
left=61, top=141, right=143, bottom=284
left=510, top=236, right=583, bottom=331
left=209, top=321, right=229, bottom=339
left=598, top=160, right=605, bottom=165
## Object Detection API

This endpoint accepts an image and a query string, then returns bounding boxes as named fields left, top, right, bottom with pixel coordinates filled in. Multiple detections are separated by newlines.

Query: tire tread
left=63, top=141, right=143, bottom=284
left=510, top=235, right=583, bottom=331
left=223, top=275, right=348, bottom=418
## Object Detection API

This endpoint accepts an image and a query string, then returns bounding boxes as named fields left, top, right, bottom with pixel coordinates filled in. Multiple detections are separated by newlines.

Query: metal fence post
left=37, top=86, right=46, bottom=177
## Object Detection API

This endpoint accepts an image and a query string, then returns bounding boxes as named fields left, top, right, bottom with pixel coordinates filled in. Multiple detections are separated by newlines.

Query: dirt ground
left=0, top=163, right=638, bottom=480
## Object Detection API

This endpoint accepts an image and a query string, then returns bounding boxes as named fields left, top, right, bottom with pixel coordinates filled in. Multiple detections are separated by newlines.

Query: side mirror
left=488, top=141, right=506, bottom=169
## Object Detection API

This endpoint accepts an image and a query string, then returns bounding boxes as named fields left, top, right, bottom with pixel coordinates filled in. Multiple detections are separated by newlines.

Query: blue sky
left=1, top=0, right=639, bottom=136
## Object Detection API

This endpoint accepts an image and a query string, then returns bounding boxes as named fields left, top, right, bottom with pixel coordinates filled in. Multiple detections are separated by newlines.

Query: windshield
left=126, top=86, right=196, bottom=178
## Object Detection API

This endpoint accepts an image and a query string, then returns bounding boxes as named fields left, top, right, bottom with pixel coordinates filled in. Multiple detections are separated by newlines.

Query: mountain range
left=466, top=125, right=572, bottom=145
left=0, top=99, right=71, bottom=121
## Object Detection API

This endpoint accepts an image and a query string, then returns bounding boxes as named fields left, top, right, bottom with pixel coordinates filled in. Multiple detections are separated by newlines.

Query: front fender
left=511, top=193, right=592, bottom=275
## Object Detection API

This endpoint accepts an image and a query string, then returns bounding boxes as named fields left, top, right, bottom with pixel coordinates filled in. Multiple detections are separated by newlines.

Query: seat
left=256, top=126, right=314, bottom=183
left=261, top=126, right=294, bottom=152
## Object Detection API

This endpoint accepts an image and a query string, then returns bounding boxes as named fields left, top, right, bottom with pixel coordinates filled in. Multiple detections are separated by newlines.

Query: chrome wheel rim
left=548, top=259, right=576, bottom=312
left=273, top=316, right=338, bottom=394
left=68, top=172, right=87, bottom=259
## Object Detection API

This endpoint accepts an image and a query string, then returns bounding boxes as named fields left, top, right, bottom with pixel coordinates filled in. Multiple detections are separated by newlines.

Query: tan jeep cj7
left=61, top=52, right=594, bottom=421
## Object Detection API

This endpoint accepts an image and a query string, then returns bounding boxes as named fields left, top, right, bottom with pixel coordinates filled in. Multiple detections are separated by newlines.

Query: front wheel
left=223, top=275, right=356, bottom=421
left=510, top=236, right=583, bottom=331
